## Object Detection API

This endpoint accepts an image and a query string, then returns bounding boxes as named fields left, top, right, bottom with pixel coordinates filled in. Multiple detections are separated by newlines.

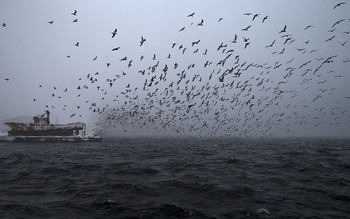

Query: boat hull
left=5, top=122, right=84, bottom=136
left=0, top=135, right=102, bottom=142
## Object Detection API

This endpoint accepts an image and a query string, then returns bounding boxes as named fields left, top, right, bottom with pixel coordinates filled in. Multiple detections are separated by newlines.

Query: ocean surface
left=0, top=137, right=349, bottom=218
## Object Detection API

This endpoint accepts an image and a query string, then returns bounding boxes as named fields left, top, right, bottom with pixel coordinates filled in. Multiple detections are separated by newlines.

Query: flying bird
left=71, top=10, right=77, bottom=16
left=325, top=35, right=335, bottom=42
left=48, top=21, right=53, bottom=24
left=197, top=19, right=204, bottom=26
left=75, top=42, right=79, bottom=47
left=279, top=25, right=287, bottom=33
left=252, top=13, right=260, bottom=21
left=2, top=22, right=6, bottom=27
left=179, top=27, right=185, bottom=32
left=262, top=15, right=268, bottom=23
left=332, top=19, right=345, bottom=28
left=187, top=12, right=195, bottom=17
left=140, top=36, right=146, bottom=46
left=72, top=19, right=78, bottom=23
left=339, top=41, right=347, bottom=46
left=218, top=18, right=223, bottom=22
left=241, top=25, right=251, bottom=31
left=112, top=47, right=120, bottom=51
left=111, top=28, right=118, bottom=38
left=304, top=25, right=314, bottom=30
left=191, top=39, right=200, bottom=46
left=333, top=2, right=345, bottom=9
left=265, top=40, right=275, bottom=48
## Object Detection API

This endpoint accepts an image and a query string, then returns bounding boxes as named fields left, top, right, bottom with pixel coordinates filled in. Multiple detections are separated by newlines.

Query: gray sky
left=1, top=0, right=350, bottom=137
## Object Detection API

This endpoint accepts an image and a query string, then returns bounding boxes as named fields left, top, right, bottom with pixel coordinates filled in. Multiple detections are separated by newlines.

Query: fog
left=1, top=1, right=349, bottom=137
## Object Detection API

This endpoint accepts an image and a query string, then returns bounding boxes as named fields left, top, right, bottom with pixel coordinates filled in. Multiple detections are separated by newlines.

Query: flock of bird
left=2, top=2, right=350, bottom=137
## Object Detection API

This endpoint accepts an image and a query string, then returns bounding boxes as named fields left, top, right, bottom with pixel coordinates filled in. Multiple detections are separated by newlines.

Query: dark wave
left=0, top=137, right=349, bottom=218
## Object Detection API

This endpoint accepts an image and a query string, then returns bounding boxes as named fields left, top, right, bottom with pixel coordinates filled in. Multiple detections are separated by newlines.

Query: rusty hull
left=4, top=122, right=85, bottom=136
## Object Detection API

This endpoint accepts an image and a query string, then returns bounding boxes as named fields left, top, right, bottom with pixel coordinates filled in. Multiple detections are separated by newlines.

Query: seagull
left=197, top=19, right=204, bottom=26
left=75, top=42, right=79, bottom=47
left=111, top=28, right=118, bottom=38
left=70, top=114, right=76, bottom=118
left=93, top=56, right=97, bottom=61
left=4, top=78, right=9, bottom=81
left=179, top=27, right=185, bottom=32
left=279, top=25, right=287, bottom=33
left=232, top=34, right=237, bottom=43
left=112, top=47, right=120, bottom=51
left=265, top=40, right=275, bottom=48
left=48, top=21, right=53, bottom=24
left=187, top=12, right=195, bottom=17
left=191, top=39, right=200, bottom=46
left=2, top=22, right=6, bottom=27
left=304, top=25, right=314, bottom=30
left=262, top=15, right=269, bottom=23
left=252, top=13, right=260, bottom=21
left=72, top=19, right=78, bottom=23
left=218, top=18, right=223, bottom=22
left=278, top=48, right=285, bottom=54
left=325, top=35, right=335, bottom=42
left=333, top=2, right=345, bottom=9
left=71, top=10, right=77, bottom=16
left=339, top=41, right=347, bottom=46
left=140, top=36, right=146, bottom=46
left=241, top=25, right=251, bottom=31
left=332, top=19, right=345, bottom=28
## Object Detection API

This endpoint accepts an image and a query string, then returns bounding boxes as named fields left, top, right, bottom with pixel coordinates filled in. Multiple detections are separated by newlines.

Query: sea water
left=0, top=137, right=349, bottom=218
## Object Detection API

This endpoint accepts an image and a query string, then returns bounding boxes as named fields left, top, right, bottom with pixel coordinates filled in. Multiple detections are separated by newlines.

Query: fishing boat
left=0, top=111, right=101, bottom=142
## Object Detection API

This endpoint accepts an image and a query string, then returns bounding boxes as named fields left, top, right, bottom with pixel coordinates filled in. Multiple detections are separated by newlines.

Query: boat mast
left=46, top=110, right=50, bottom=124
